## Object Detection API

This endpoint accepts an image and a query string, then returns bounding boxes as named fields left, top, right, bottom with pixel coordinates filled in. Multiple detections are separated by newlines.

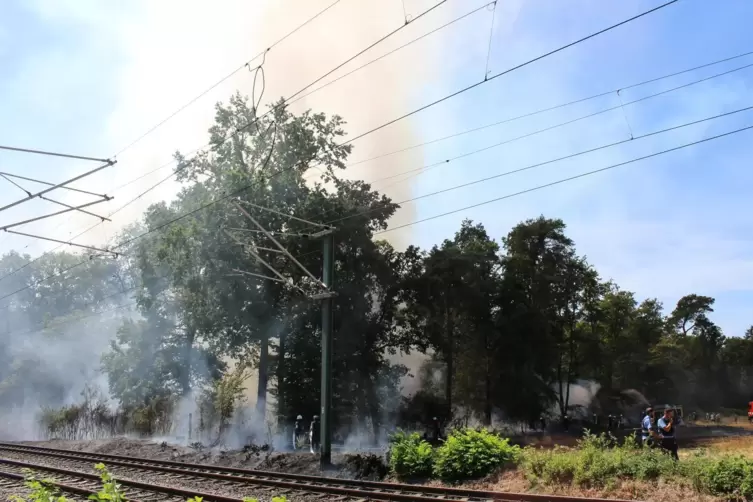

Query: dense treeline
left=0, top=94, right=752, bottom=441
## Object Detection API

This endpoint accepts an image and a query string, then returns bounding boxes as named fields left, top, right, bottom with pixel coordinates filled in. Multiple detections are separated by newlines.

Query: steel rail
left=0, top=442, right=637, bottom=502
left=0, top=457, right=241, bottom=502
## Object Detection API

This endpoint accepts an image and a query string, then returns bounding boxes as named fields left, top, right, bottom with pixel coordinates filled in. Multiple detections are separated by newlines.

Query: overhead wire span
left=234, top=202, right=327, bottom=290
left=8, top=300, right=139, bottom=338
left=107, top=0, right=496, bottom=196
left=38, top=196, right=110, bottom=222
left=0, top=0, right=678, bottom=303
left=0, top=199, right=109, bottom=231
left=113, top=0, right=344, bottom=157
left=3, top=230, right=116, bottom=256
left=0, top=160, right=116, bottom=215
left=0, top=0, right=341, bottom=278
left=313, top=103, right=753, bottom=228
left=294, top=63, right=753, bottom=229
left=0, top=0, right=447, bottom=283
left=372, top=59, right=753, bottom=188
left=230, top=268, right=289, bottom=284
left=341, top=0, right=680, bottom=147
left=340, top=48, right=753, bottom=172
left=0, top=144, right=111, bottom=164
left=376, top=122, right=753, bottom=234
left=237, top=200, right=328, bottom=228
left=0, top=172, right=110, bottom=198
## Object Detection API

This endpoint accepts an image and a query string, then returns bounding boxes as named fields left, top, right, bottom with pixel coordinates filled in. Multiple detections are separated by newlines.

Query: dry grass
left=425, top=470, right=721, bottom=502
left=684, top=435, right=753, bottom=457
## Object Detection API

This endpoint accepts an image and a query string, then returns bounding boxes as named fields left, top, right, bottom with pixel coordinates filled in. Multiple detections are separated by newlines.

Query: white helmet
left=296, top=415, right=303, bottom=420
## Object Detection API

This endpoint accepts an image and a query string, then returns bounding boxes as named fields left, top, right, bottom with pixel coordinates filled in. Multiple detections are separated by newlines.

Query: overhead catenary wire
left=341, top=0, right=680, bottom=147
left=234, top=202, right=327, bottom=290
left=13, top=111, right=750, bottom=331
left=104, top=0, right=497, bottom=197
left=372, top=59, right=753, bottom=188
left=337, top=47, right=753, bottom=172
left=113, top=0, right=344, bottom=157
left=0, top=200, right=110, bottom=232
left=0, top=0, right=677, bottom=303
left=0, top=172, right=109, bottom=198
left=375, top=122, right=753, bottom=234
left=295, top=62, right=753, bottom=228
left=0, top=0, right=453, bottom=284
left=313, top=103, right=753, bottom=228
left=0, top=144, right=111, bottom=164
left=0, top=1, right=342, bottom=276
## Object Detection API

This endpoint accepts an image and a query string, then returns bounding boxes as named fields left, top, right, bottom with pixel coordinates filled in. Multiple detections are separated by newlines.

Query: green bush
left=520, top=432, right=679, bottom=487
left=681, top=454, right=753, bottom=500
left=388, top=431, right=434, bottom=479
left=433, top=428, right=520, bottom=482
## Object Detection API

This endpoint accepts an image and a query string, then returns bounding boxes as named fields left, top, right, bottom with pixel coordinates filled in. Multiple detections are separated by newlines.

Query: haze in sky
left=1, top=0, right=752, bottom=337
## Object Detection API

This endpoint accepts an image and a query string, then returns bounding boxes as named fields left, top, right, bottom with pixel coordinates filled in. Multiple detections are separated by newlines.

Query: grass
left=394, top=429, right=753, bottom=501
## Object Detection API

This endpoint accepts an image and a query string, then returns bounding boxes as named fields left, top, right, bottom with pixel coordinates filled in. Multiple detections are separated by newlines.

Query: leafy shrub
left=521, top=431, right=678, bottom=487
left=681, top=454, right=753, bottom=499
left=433, top=428, right=520, bottom=482
left=388, top=431, right=434, bottom=479
left=9, top=470, right=66, bottom=502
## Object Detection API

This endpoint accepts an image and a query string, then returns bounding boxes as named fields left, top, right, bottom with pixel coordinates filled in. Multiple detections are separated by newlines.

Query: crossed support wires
left=0, top=144, right=117, bottom=256
left=227, top=201, right=337, bottom=466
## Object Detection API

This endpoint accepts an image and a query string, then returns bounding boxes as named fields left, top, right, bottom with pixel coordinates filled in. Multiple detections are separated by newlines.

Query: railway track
left=0, top=442, right=629, bottom=502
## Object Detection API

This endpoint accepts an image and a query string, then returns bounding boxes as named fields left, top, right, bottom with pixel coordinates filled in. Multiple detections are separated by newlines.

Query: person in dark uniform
left=657, top=407, right=679, bottom=460
left=309, top=415, right=321, bottom=454
left=430, top=417, right=442, bottom=443
left=607, top=414, right=613, bottom=430
left=562, top=414, right=570, bottom=432
left=293, top=415, right=304, bottom=450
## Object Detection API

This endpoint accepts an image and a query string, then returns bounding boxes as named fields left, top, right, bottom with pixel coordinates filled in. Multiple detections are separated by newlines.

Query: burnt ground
left=16, top=437, right=388, bottom=480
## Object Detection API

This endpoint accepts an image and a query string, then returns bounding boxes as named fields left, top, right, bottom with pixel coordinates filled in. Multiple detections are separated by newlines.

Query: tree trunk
left=444, top=301, right=454, bottom=421
left=277, top=330, right=286, bottom=428
left=484, top=364, right=492, bottom=426
left=256, top=332, right=269, bottom=420
left=366, top=378, right=381, bottom=446
left=182, top=328, right=195, bottom=396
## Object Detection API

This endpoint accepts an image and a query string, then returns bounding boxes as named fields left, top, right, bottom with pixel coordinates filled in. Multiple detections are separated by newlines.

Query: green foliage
left=12, top=466, right=287, bottom=502
left=10, top=469, right=67, bottom=502
left=680, top=454, right=753, bottom=500
left=388, top=431, right=434, bottom=479
left=433, top=428, right=520, bottom=482
left=197, top=364, right=251, bottom=437
left=521, top=432, right=679, bottom=487
left=88, top=463, right=126, bottom=502
left=6, top=87, right=753, bottom=449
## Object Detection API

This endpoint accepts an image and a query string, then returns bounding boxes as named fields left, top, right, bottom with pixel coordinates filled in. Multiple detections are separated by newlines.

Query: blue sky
left=0, top=0, right=751, bottom=336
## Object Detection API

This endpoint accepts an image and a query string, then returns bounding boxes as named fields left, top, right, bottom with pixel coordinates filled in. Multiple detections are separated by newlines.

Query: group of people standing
left=293, top=414, right=321, bottom=454
left=641, top=406, right=680, bottom=460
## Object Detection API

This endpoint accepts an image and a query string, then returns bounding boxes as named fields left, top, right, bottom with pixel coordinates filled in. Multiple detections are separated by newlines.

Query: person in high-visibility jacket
left=657, top=407, right=679, bottom=460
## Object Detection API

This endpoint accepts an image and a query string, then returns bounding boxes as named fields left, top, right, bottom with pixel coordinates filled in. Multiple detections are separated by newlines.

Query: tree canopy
left=1, top=93, right=752, bottom=441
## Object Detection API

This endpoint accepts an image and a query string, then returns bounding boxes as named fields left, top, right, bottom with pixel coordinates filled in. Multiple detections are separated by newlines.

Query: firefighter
left=641, top=407, right=656, bottom=447
left=657, top=407, right=679, bottom=460
left=310, top=415, right=321, bottom=454
left=293, top=415, right=304, bottom=450
left=430, top=417, right=442, bottom=443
